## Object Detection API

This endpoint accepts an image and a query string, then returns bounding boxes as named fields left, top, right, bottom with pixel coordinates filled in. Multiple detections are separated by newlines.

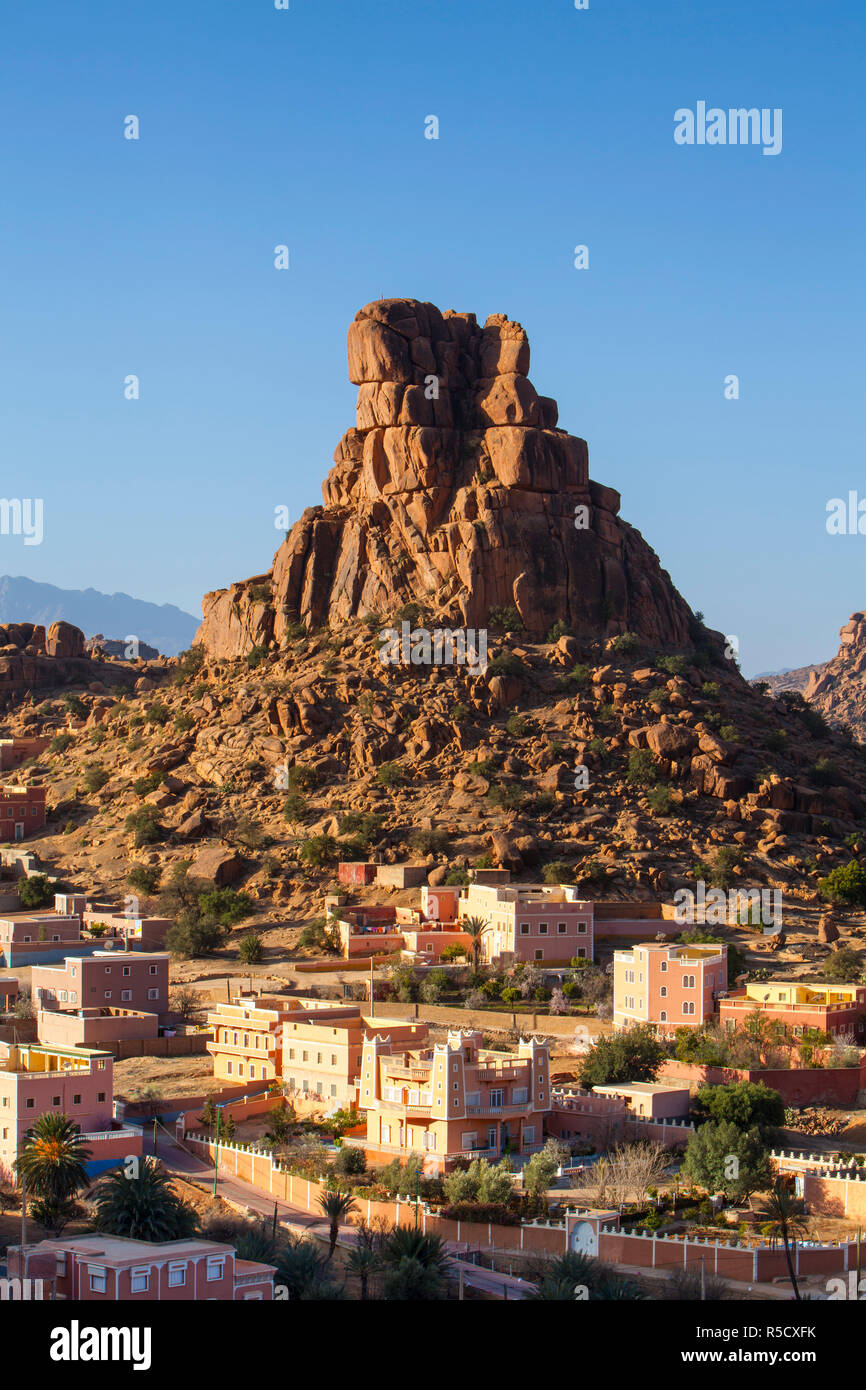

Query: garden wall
left=659, top=1059, right=866, bottom=1106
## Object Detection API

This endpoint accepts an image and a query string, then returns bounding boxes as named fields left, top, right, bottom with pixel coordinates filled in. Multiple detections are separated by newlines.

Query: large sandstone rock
left=800, top=612, right=866, bottom=740
left=196, top=298, right=697, bottom=656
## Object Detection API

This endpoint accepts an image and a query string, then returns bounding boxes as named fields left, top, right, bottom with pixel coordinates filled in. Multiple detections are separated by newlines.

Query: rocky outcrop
left=0, top=621, right=136, bottom=704
left=197, top=298, right=697, bottom=657
left=803, top=613, right=866, bottom=739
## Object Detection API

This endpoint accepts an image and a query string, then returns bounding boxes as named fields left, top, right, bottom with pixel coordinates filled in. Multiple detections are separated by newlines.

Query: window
left=249, top=1066, right=255, bottom=1079
left=25, top=1098, right=34, bottom=1109
left=122, top=966, right=131, bottom=977
left=557, top=922, right=567, bottom=934
left=513, top=1087, right=528, bottom=1104
left=105, top=966, right=112, bottom=974
left=524, top=1125, right=535, bottom=1144
left=331, top=1054, right=337, bottom=1066
left=147, top=989, right=158, bottom=1000
left=206, top=1258, right=224, bottom=1282
left=98, top=1091, right=106, bottom=1102
left=489, top=1089, right=503, bottom=1109
left=660, top=961, right=667, bottom=973
left=520, top=923, right=530, bottom=935
left=660, top=986, right=667, bottom=997
left=52, top=1095, right=61, bottom=1106
left=148, top=965, right=158, bottom=975
left=73, top=1093, right=81, bottom=1105
left=104, top=991, right=112, bottom=1000
left=577, top=922, right=587, bottom=933
left=682, top=1002, right=695, bottom=1016
left=660, top=1011, right=667, bottom=1022
left=226, top=1061, right=233, bottom=1075
left=89, top=1268, right=107, bottom=1293
left=534, top=949, right=543, bottom=961
left=131, top=1268, right=150, bottom=1293
left=330, top=1084, right=337, bottom=1098
left=168, top=1263, right=186, bottom=1287
left=121, top=990, right=132, bottom=1002
left=538, top=922, right=548, bottom=935
left=683, top=975, right=696, bottom=989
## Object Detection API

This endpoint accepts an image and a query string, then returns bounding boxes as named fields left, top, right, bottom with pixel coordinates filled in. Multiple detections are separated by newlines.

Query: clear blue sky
left=2, top=0, right=863, bottom=675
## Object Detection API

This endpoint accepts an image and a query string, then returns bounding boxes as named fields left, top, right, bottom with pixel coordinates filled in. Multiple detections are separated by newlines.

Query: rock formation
left=197, top=299, right=697, bottom=657
left=0, top=621, right=135, bottom=703
left=803, top=613, right=866, bottom=740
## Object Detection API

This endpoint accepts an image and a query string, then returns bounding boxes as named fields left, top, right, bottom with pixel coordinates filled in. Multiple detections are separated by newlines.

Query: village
left=1, top=719, right=866, bottom=1307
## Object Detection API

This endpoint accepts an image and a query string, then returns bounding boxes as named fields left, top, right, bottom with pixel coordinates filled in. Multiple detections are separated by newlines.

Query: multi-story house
left=207, top=995, right=428, bottom=1107
left=83, top=908, right=171, bottom=951
left=282, top=1005, right=426, bottom=1107
left=613, top=942, right=727, bottom=1034
left=719, top=981, right=866, bottom=1040
left=456, top=882, right=594, bottom=966
left=8, top=1234, right=275, bottom=1300
left=0, top=1041, right=141, bottom=1183
left=351, top=1028, right=550, bottom=1173
left=0, top=783, right=46, bottom=841
left=32, top=951, right=169, bottom=1016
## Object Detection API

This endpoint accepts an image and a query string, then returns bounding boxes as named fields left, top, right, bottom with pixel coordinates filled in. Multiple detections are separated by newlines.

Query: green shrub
left=657, top=655, right=687, bottom=676
left=646, top=786, right=674, bottom=815
left=546, top=620, right=573, bottom=642
left=487, top=606, right=523, bottom=630
left=627, top=749, right=657, bottom=787
left=132, top=772, right=162, bottom=797
left=505, top=715, right=530, bottom=737
left=144, top=701, right=171, bottom=726
left=486, top=653, right=524, bottom=678
left=125, top=807, right=164, bottom=847
left=127, top=865, right=162, bottom=895
left=83, top=766, right=110, bottom=793
left=299, top=835, right=337, bottom=867
left=610, top=631, right=638, bottom=654
left=375, top=762, right=405, bottom=787
left=818, top=862, right=866, bottom=908
left=174, top=711, right=196, bottom=732
left=49, top=733, right=74, bottom=754
left=238, top=933, right=264, bottom=964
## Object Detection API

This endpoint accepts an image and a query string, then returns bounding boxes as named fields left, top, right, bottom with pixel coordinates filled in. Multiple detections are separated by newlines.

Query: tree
left=818, top=861, right=866, bottom=908
left=419, top=968, right=448, bottom=1004
left=693, top=1081, right=785, bottom=1138
left=169, top=986, right=204, bottom=1022
left=125, top=806, right=165, bottom=847
left=577, top=1024, right=665, bottom=1088
left=819, top=945, right=863, bottom=984
left=94, top=1157, right=199, bottom=1241
left=461, top=916, right=487, bottom=973
left=238, top=932, right=264, bottom=964
left=380, top=1228, right=450, bottom=1300
left=19, top=874, right=53, bottom=909
left=682, top=1121, right=771, bottom=1200
left=523, top=1149, right=559, bottom=1195
left=334, top=1145, right=366, bottom=1177
left=443, top=1158, right=514, bottom=1206
left=318, top=1188, right=358, bottom=1259
left=346, top=1244, right=380, bottom=1300
left=127, top=864, right=162, bottom=896
left=265, top=1102, right=296, bottom=1146
left=764, top=1177, right=807, bottom=1301
left=166, top=915, right=229, bottom=958
left=14, top=1113, right=91, bottom=1205
left=274, top=1237, right=331, bottom=1299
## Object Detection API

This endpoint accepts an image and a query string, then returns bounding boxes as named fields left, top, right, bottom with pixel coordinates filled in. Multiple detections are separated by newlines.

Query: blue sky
left=1, top=0, right=863, bottom=674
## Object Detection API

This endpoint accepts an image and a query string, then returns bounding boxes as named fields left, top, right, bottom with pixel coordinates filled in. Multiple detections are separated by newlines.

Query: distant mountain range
left=0, top=576, right=199, bottom=657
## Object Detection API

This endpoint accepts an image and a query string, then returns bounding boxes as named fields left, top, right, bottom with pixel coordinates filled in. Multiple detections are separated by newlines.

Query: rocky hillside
left=756, top=664, right=825, bottom=699
left=803, top=613, right=866, bottom=740
left=197, top=299, right=696, bottom=656
left=2, top=302, right=865, bottom=976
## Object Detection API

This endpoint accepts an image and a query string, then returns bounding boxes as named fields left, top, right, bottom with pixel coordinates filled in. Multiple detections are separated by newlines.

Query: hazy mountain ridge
left=0, top=576, right=198, bottom=657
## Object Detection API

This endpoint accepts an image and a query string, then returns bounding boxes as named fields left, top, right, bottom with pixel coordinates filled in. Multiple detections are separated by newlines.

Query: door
left=14, top=823, right=24, bottom=841
left=570, top=1221, right=597, bottom=1255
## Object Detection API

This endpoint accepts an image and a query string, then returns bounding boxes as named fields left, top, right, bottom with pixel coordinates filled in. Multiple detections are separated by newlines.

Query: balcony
left=464, top=1102, right=534, bottom=1117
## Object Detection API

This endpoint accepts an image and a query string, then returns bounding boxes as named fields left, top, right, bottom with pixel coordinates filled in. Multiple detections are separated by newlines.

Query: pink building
left=352, top=1028, right=550, bottom=1174
left=84, top=909, right=171, bottom=951
left=457, top=882, right=594, bottom=966
left=32, top=951, right=169, bottom=1016
left=337, top=861, right=377, bottom=887
left=0, top=976, right=17, bottom=1010
left=0, top=737, right=50, bottom=771
left=8, top=1234, right=275, bottom=1300
left=0, top=783, right=46, bottom=840
left=37, top=1006, right=159, bottom=1049
left=0, top=1041, right=141, bottom=1184
left=613, top=942, right=727, bottom=1035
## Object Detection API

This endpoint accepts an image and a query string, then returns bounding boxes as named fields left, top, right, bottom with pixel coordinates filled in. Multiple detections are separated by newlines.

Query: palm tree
left=382, top=1227, right=451, bottom=1277
left=93, top=1157, right=198, bottom=1242
left=461, top=915, right=487, bottom=973
left=14, top=1113, right=91, bottom=1204
left=765, top=1177, right=807, bottom=1301
left=318, top=1188, right=358, bottom=1260
left=274, top=1237, right=330, bottom=1299
left=346, top=1243, right=380, bottom=1299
